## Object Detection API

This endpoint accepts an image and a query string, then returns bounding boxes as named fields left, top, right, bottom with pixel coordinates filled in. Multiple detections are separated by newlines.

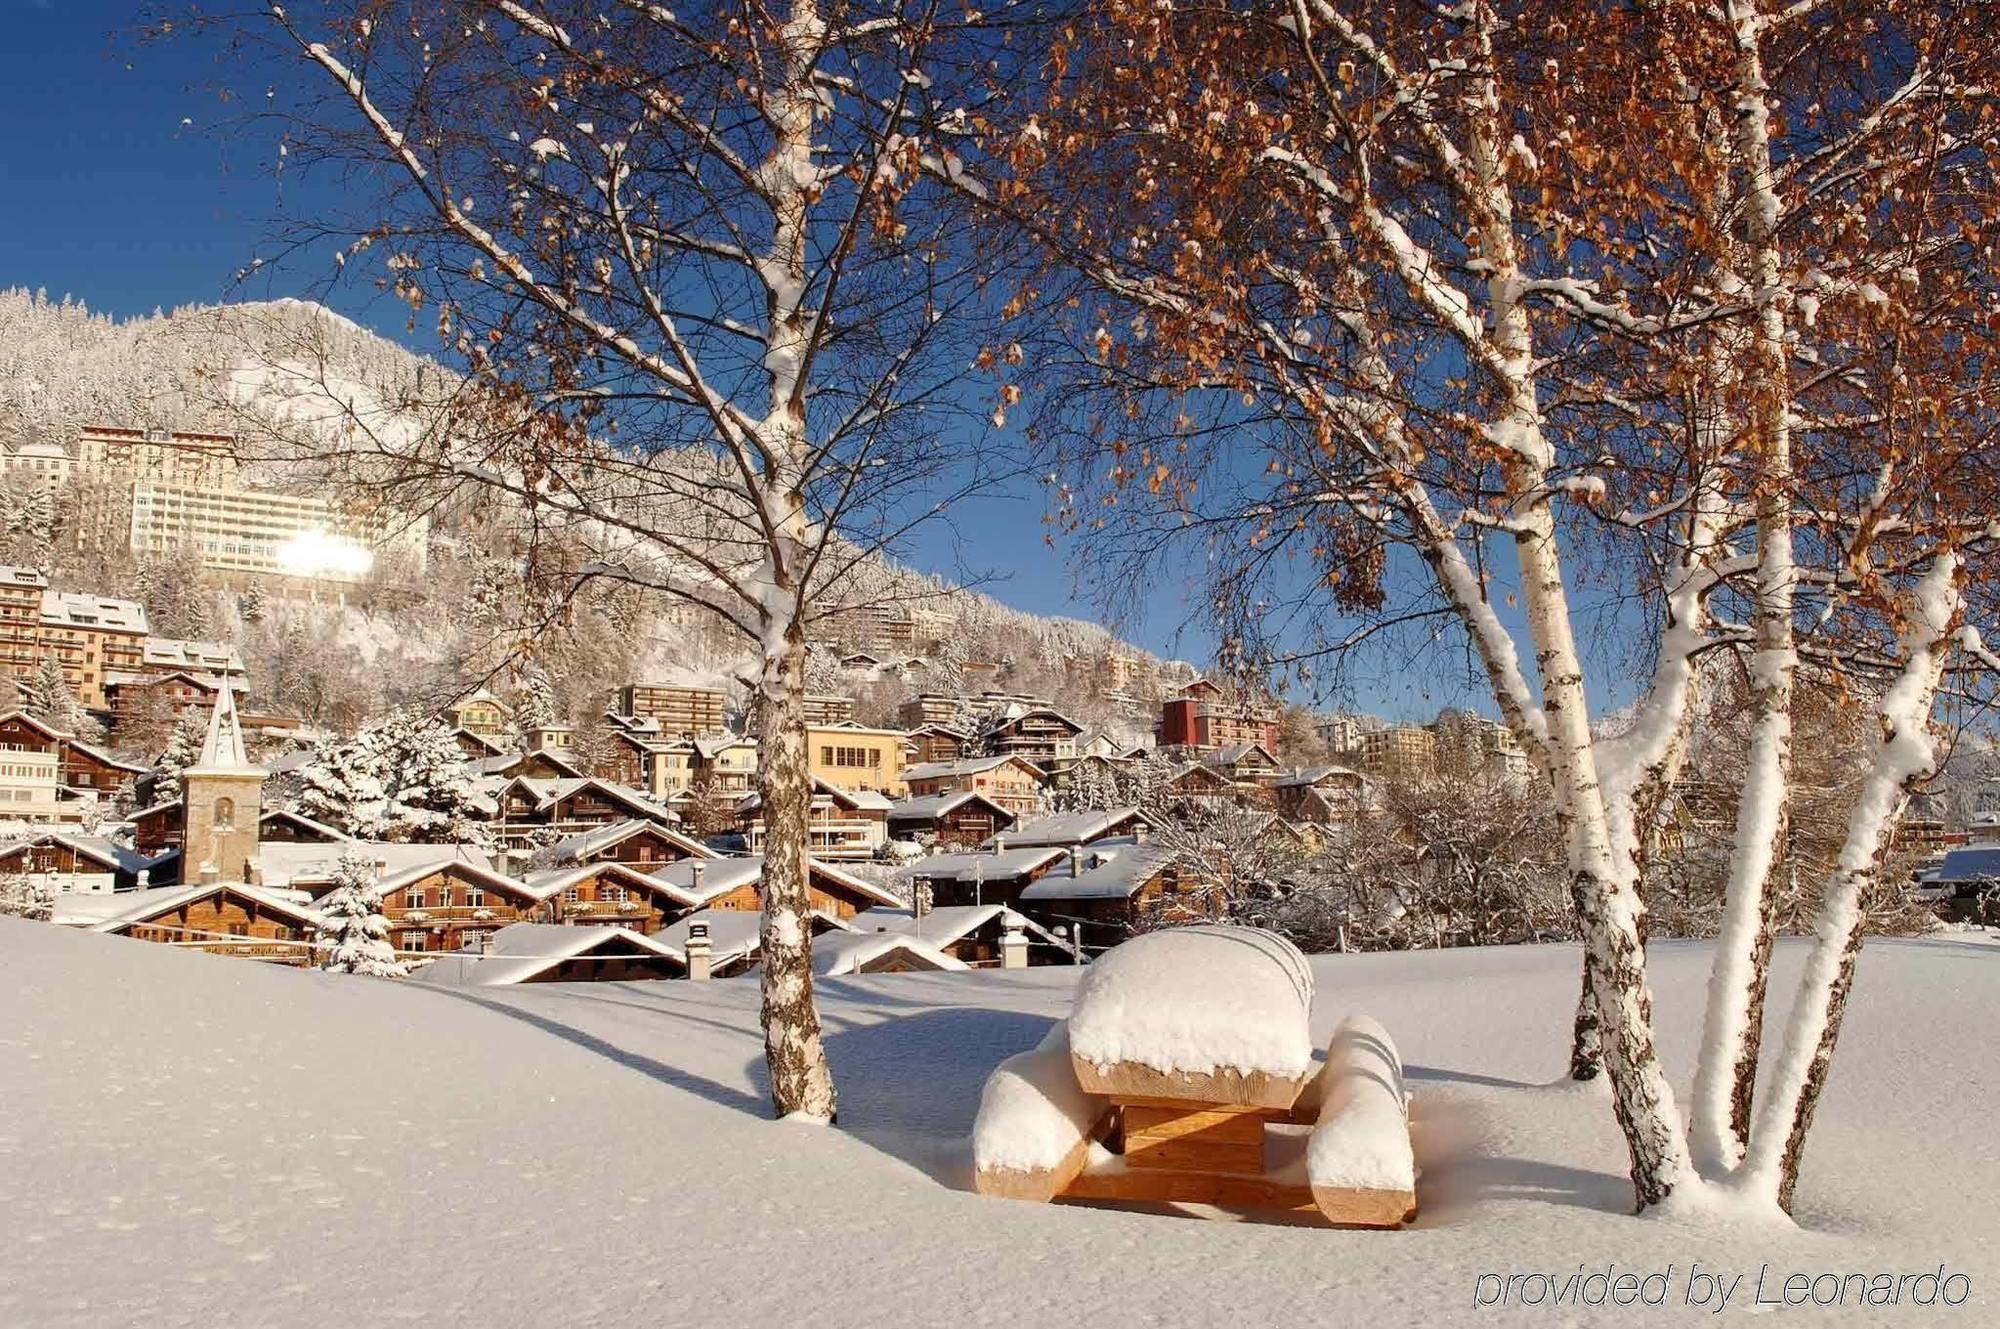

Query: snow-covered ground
left=2, top=918, right=1994, bottom=1326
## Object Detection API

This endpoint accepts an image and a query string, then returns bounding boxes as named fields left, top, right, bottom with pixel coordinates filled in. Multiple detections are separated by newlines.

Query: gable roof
left=255, top=841, right=492, bottom=889
left=649, top=854, right=905, bottom=910
left=450, top=726, right=508, bottom=756
left=909, top=845, right=1069, bottom=883
left=814, top=932, right=969, bottom=976
left=653, top=906, right=852, bottom=970
left=904, top=754, right=1045, bottom=783
left=734, top=776, right=893, bottom=815
left=406, top=923, right=683, bottom=987
left=90, top=880, right=325, bottom=935
left=886, top=791, right=1018, bottom=825
left=0, top=709, right=70, bottom=744
left=521, top=859, right=707, bottom=909
left=258, top=808, right=355, bottom=841
left=984, top=808, right=1147, bottom=849
left=982, top=705, right=1085, bottom=738
left=1275, top=763, right=1369, bottom=789
left=473, top=749, right=589, bottom=780
left=1019, top=842, right=1185, bottom=901
left=500, top=776, right=680, bottom=823
left=1202, top=742, right=1279, bottom=769
left=542, top=816, right=715, bottom=865
left=62, top=737, right=150, bottom=776
left=844, top=902, right=1065, bottom=951
left=375, top=856, right=542, bottom=905
left=0, top=831, right=159, bottom=876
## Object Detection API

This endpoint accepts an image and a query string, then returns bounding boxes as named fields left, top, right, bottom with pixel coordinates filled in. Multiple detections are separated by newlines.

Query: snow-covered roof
left=814, top=932, right=969, bottom=977
left=256, top=841, right=491, bottom=889
left=142, top=638, right=245, bottom=674
left=1019, top=842, right=1182, bottom=901
left=62, top=737, right=150, bottom=776
left=0, top=831, right=159, bottom=877
left=406, top=923, right=683, bottom=988
left=184, top=683, right=255, bottom=775
left=40, top=588, right=147, bottom=634
left=735, top=776, right=892, bottom=815
left=376, top=856, right=539, bottom=904
left=904, top=754, right=1041, bottom=782
left=983, top=808, right=1146, bottom=849
left=692, top=734, right=756, bottom=760
left=258, top=808, right=356, bottom=841
left=910, top=845, right=1069, bottom=883
left=1275, top=764, right=1369, bottom=789
left=505, top=777, right=679, bottom=823
left=845, top=903, right=1063, bottom=951
left=1202, top=742, right=1278, bottom=769
left=88, top=880, right=324, bottom=934
left=521, top=860, right=706, bottom=908
left=473, top=749, right=588, bottom=779
left=886, top=791, right=1015, bottom=824
left=543, top=817, right=714, bottom=865
left=649, top=855, right=905, bottom=909
left=653, top=906, right=853, bottom=969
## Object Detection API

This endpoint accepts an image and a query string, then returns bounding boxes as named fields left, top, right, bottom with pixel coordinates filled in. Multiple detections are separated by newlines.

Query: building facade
left=620, top=683, right=729, bottom=736
left=128, top=481, right=430, bottom=583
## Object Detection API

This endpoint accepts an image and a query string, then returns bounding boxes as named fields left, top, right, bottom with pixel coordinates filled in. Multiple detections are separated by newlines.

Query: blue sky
left=0, top=3, right=1528, bottom=719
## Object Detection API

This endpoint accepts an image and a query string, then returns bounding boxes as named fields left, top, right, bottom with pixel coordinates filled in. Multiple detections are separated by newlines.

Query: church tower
left=181, top=685, right=265, bottom=884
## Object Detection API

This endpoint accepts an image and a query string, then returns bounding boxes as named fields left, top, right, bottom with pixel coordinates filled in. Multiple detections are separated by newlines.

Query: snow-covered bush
left=313, top=850, right=408, bottom=978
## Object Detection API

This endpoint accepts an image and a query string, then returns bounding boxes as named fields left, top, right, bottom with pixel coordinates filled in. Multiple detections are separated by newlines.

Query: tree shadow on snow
left=417, top=985, right=775, bottom=1117
left=821, top=1006, right=1058, bottom=1190
left=1406, top=1091, right=1634, bottom=1226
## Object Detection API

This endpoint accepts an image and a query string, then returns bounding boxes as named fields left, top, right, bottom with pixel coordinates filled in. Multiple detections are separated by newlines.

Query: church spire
left=191, top=682, right=254, bottom=773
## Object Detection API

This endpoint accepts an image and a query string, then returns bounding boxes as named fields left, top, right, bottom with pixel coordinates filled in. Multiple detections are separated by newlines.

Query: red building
left=1156, top=679, right=1280, bottom=753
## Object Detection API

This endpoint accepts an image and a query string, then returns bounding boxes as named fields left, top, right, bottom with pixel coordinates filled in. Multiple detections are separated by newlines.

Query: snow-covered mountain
left=0, top=289, right=1182, bottom=735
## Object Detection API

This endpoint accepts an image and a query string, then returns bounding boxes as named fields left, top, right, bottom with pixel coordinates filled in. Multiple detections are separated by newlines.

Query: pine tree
left=296, top=710, right=491, bottom=846
left=150, top=707, right=207, bottom=805
left=513, top=664, right=559, bottom=733
left=25, top=654, right=81, bottom=732
left=238, top=584, right=266, bottom=624
left=314, top=850, right=407, bottom=976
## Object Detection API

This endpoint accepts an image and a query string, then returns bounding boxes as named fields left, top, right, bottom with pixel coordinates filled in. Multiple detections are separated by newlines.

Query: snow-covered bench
left=971, top=926, right=1417, bottom=1228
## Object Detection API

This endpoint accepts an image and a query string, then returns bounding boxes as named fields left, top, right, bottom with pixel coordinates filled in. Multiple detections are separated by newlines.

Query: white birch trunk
left=751, top=0, right=838, bottom=1121
left=1689, top=8, right=1797, bottom=1177
left=1734, top=554, right=1960, bottom=1210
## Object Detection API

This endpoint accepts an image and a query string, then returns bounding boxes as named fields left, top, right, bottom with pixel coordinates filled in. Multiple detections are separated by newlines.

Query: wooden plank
left=1122, top=1103, right=1267, bottom=1175
left=975, top=1134, right=1095, bottom=1203
left=1311, top=1183, right=1418, bottom=1229
left=1061, top=1164, right=1324, bottom=1219
left=1072, top=1056, right=1305, bottom=1110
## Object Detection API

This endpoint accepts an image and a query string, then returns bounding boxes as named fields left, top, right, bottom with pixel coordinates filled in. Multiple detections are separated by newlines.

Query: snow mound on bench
left=1068, top=925, right=1315, bottom=1079
left=973, top=1021, right=1104, bottom=1174
left=1309, top=1015, right=1414, bottom=1192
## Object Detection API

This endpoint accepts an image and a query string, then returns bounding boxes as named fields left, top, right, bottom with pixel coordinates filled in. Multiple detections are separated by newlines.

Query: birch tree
left=207, top=0, right=1018, bottom=1118
left=963, top=0, right=2000, bottom=1211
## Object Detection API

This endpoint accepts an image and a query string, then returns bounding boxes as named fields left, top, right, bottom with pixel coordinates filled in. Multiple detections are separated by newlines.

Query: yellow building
left=807, top=723, right=908, bottom=797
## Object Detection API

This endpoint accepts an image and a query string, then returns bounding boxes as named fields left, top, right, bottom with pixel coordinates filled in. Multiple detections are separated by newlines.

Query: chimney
left=480, top=930, right=496, bottom=956
left=1000, top=915, right=1028, bottom=970
left=1131, top=820, right=1149, bottom=844
left=689, top=861, right=706, bottom=894
left=992, top=833, right=1006, bottom=853
left=1069, top=846, right=1083, bottom=878
left=199, top=861, right=219, bottom=885
left=686, top=919, right=713, bottom=982
left=135, top=868, right=150, bottom=891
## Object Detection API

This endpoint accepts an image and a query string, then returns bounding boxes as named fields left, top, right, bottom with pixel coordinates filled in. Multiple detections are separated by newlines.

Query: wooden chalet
left=1201, top=742, right=1283, bottom=787
left=451, top=726, right=508, bottom=759
left=831, top=903, right=1071, bottom=969
left=980, top=706, right=1085, bottom=765
left=905, top=723, right=972, bottom=765
left=908, top=844, right=1071, bottom=909
left=1018, top=841, right=1215, bottom=943
left=902, top=753, right=1046, bottom=816
left=736, top=777, right=891, bottom=861
left=1274, top=765, right=1371, bottom=824
left=472, top=748, right=589, bottom=782
left=651, top=854, right=904, bottom=922
left=103, top=669, right=227, bottom=740
left=0, top=832, right=158, bottom=893
left=522, top=860, right=705, bottom=935
left=129, top=799, right=186, bottom=857
left=361, top=858, right=552, bottom=956
left=490, top=776, right=682, bottom=849
left=61, top=738, right=149, bottom=799
left=986, top=807, right=1151, bottom=850
left=886, top=790, right=1017, bottom=849
left=89, top=881, right=324, bottom=965
left=407, top=923, right=687, bottom=986
left=257, top=808, right=353, bottom=843
left=539, top=817, right=713, bottom=870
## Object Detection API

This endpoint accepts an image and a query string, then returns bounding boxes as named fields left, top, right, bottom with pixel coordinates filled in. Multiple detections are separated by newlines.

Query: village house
left=830, top=903, right=1071, bottom=969
left=1200, top=742, right=1283, bottom=788
left=1017, top=841, right=1214, bottom=948
left=0, top=831, right=156, bottom=893
left=407, top=923, right=688, bottom=986
left=693, top=735, right=760, bottom=794
left=651, top=853, right=904, bottom=922
left=1156, top=678, right=1281, bottom=754
left=802, top=693, right=857, bottom=725
left=105, top=669, right=229, bottom=742
left=351, top=857, right=551, bottom=956
left=0, top=711, right=72, bottom=822
left=806, top=721, right=909, bottom=796
left=489, top=777, right=684, bottom=853
left=905, top=723, right=972, bottom=766
left=908, top=844, right=1071, bottom=909
left=471, top=747, right=588, bottom=782
left=521, top=861, right=706, bottom=935
left=451, top=726, right=508, bottom=760
left=87, top=880, right=324, bottom=964
left=980, top=704, right=1085, bottom=766
left=898, top=693, right=966, bottom=728
left=902, top=753, right=1046, bottom=817
left=986, top=807, right=1152, bottom=851
left=886, top=790, right=1018, bottom=848
left=1275, top=765, right=1372, bottom=824
left=736, top=777, right=892, bottom=861
left=538, top=817, right=713, bottom=871
left=446, top=689, right=515, bottom=742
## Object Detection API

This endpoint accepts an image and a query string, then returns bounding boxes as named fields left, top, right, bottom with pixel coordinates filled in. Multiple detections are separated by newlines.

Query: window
left=213, top=797, right=235, bottom=830
left=434, top=884, right=453, bottom=908
left=562, top=887, right=580, bottom=906
left=406, top=887, right=426, bottom=909
left=404, top=932, right=426, bottom=953
left=466, top=884, right=485, bottom=908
